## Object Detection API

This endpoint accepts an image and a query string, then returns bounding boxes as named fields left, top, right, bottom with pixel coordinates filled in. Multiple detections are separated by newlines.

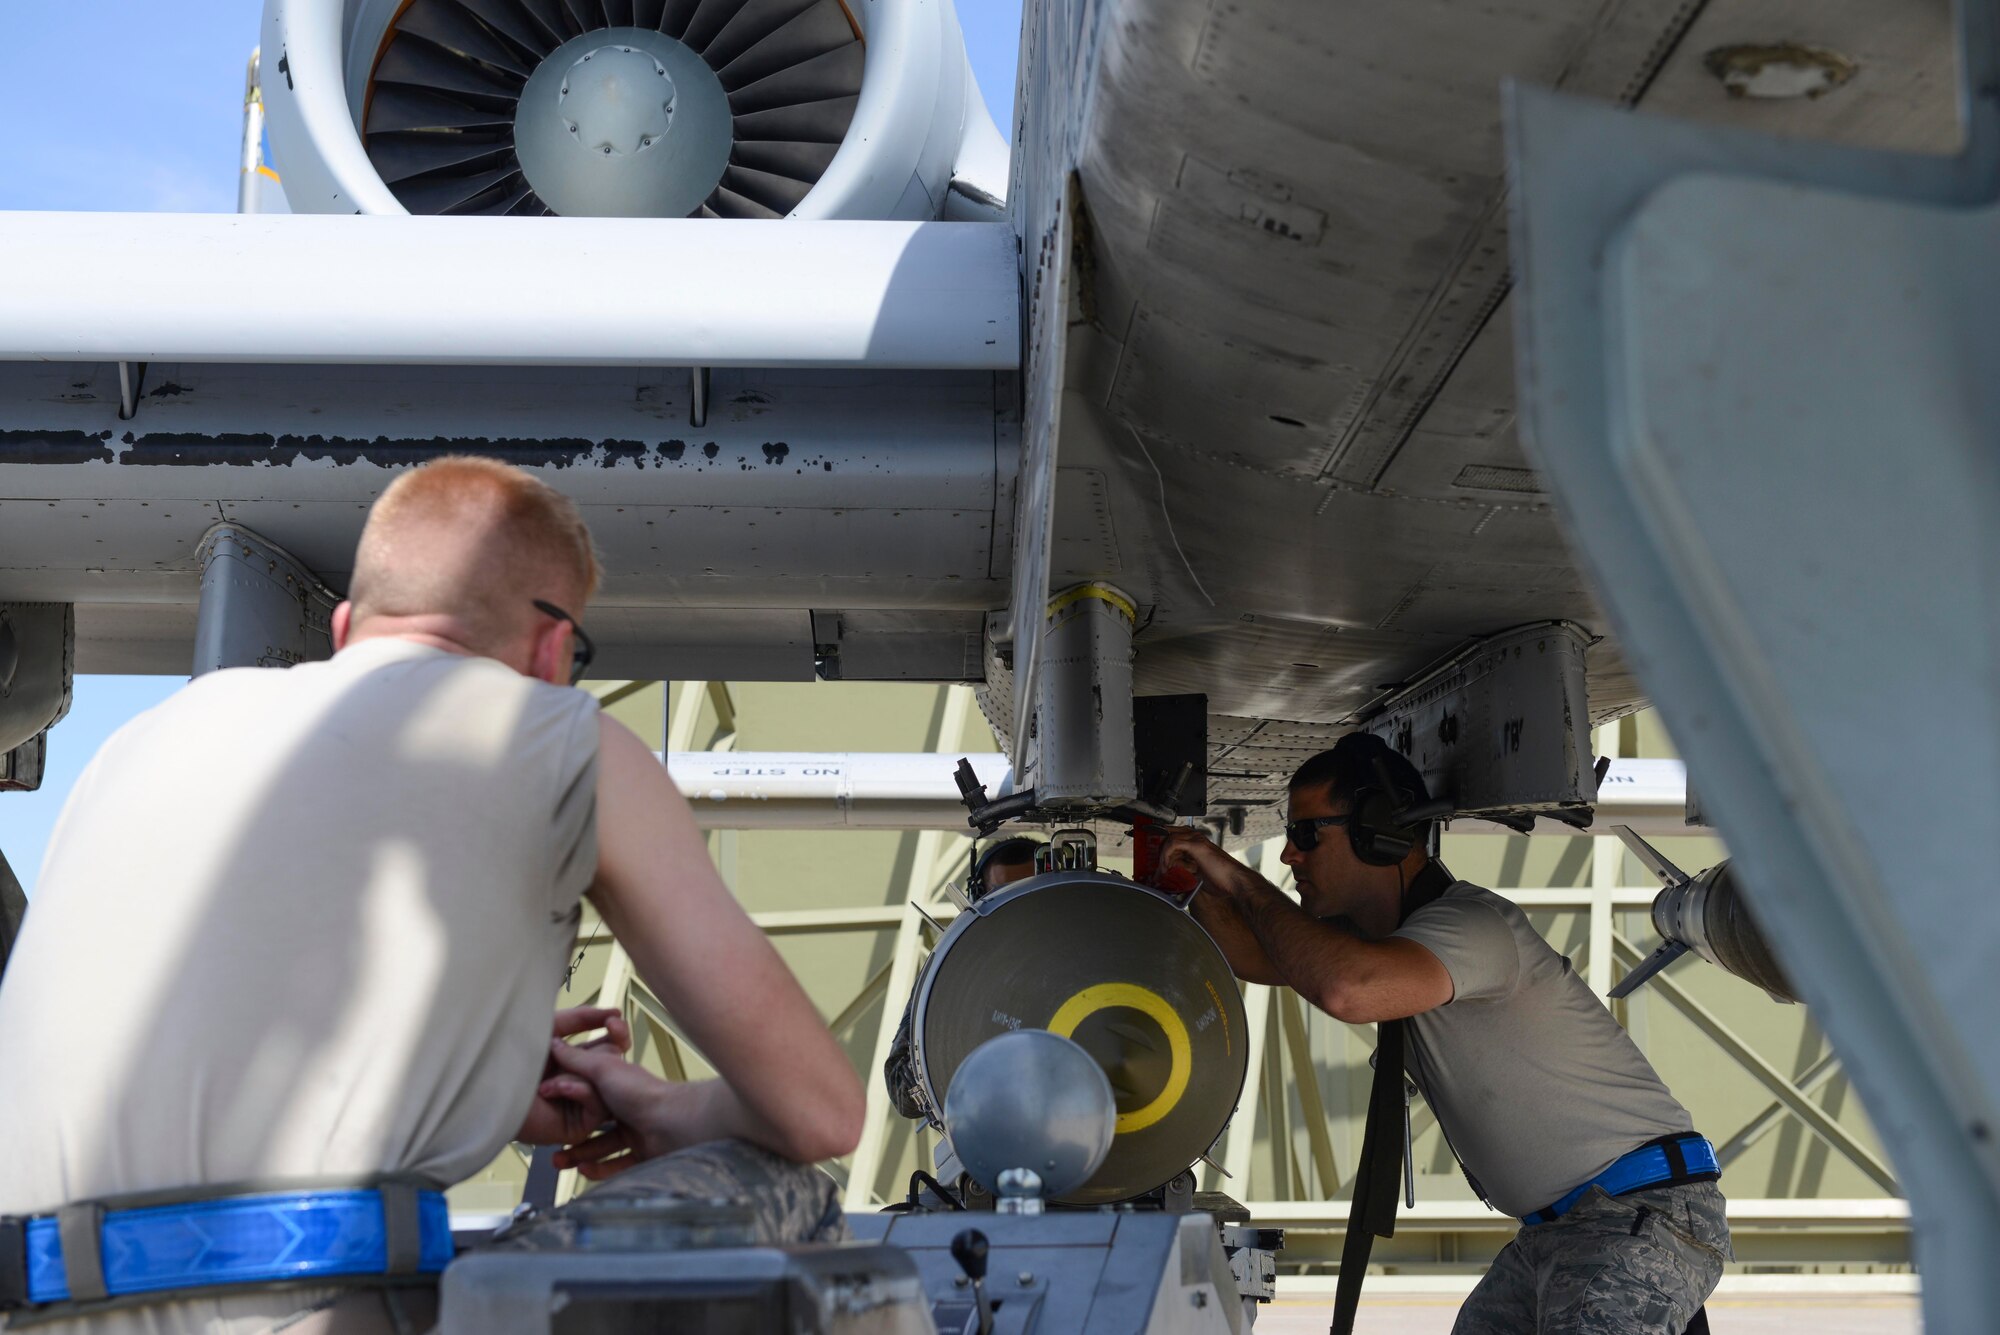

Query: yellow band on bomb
left=1048, top=982, right=1191, bottom=1135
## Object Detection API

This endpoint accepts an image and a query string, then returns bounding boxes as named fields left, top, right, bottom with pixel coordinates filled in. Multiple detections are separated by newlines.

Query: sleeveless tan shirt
left=0, top=638, right=598, bottom=1331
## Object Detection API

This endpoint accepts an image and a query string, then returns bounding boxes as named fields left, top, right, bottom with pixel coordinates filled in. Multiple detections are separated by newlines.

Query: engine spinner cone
left=514, top=28, right=732, bottom=218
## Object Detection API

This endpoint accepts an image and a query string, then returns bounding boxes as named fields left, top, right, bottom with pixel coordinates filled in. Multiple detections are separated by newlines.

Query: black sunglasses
left=1285, top=814, right=1351, bottom=853
left=532, top=599, right=595, bottom=686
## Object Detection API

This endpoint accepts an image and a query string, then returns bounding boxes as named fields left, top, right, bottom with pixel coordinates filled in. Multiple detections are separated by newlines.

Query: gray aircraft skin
left=0, top=2, right=1958, bottom=827
left=1033, top=0, right=1959, bottom=722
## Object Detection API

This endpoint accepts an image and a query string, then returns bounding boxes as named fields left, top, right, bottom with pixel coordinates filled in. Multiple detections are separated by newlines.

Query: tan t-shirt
left=1393, top=882, right=1695, bottom=1217
left=0, top=638, right=598, bottom=1332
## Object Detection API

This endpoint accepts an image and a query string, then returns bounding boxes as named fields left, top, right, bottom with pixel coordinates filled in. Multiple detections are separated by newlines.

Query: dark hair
left=1289, top=732, right=1431, bottom=810
left=972, top=836, right=1044, bottom=890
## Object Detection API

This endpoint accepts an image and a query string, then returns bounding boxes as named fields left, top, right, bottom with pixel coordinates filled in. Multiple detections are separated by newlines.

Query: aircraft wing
left=0, top=0, right=1963, bottom=837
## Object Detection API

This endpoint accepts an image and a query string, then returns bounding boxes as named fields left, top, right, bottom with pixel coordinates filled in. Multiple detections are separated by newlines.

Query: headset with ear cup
left=1345, top=754, right=1425, bottom=866
left=969, top=836, right=1046, bottom=899
left=1286, top=733, right=1444, bottom=865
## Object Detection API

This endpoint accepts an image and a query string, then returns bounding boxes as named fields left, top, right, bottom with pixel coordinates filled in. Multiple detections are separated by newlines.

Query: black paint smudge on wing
left=0, top=429, right=116, bottom=464
left=112, top=434, right=695, bottom=470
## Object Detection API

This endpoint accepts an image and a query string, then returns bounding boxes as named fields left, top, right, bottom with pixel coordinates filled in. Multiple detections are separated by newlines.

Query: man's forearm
left=1230, top=881, right=1454, bottom=1023
left=644, top=1078, right=825, bottom=1162
left=1159, top=827, right=1449, bottom=1021
left=1232, top=882, right=1366, bottom=1007
left=1188, top=889, right=1285, bottom=985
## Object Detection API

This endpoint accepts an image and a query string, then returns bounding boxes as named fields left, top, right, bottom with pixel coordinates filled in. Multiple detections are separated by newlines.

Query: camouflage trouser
left=1452, top=1182, right=1731, bottom=1335
left=489, top=1139, right=849, bottom=1250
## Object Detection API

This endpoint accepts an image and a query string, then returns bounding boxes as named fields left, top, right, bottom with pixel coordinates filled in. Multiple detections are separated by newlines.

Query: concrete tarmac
left=1255, top=1295, right=1921, bottom=1333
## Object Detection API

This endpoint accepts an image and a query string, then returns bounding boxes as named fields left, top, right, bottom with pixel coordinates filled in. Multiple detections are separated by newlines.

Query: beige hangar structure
left=433, top=677, right=1911, bottom=1297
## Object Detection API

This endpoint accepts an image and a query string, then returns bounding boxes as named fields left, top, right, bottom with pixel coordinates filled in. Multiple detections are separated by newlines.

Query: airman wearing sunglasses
left=1158, top=732, right=1730, bottom=1335
left=0, top=456, right=862, bottom=1334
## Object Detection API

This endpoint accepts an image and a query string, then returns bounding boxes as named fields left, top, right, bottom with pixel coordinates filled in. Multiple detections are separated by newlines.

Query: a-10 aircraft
left=1, top=0, right=1995, bottom=1329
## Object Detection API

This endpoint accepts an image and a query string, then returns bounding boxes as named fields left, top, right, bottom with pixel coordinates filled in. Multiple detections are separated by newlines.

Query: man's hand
left=513, top=1006, right=631, bottom=1146
left=1157, top=827, right=1286, bottom=984
left=1157, top=826, right=1260, bottom=899
left=535, top=1039, right=722, bottom=1181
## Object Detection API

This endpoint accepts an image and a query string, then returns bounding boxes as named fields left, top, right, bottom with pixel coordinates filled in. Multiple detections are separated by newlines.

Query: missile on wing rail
left=1609, top=826, right=1800, bottom=1005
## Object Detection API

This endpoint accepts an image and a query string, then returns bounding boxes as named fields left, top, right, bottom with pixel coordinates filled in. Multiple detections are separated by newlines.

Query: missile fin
left=1610, top=824, right=1690, bottom=887
left=1607, top=939, right=1690, bottom=1000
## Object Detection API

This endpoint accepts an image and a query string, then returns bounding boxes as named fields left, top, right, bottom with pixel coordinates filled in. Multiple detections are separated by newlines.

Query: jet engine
left=260, top=0, right=1002, bottom=219
left=1609, top=826, right=1801, bottom=1004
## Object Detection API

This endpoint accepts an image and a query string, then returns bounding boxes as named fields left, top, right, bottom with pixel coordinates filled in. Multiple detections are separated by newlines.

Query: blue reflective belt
left=1522, top=1135, right=1719, bottom=1226
left=17, top=1190, right=451, bottom=1306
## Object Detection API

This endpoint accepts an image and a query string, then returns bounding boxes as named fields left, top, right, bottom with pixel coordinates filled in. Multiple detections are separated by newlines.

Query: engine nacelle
left=259, top=0, right=1001, bottom=220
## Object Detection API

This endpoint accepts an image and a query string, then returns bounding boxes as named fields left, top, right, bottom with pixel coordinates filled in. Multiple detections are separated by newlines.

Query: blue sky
left=0, top=0, right=1023, bottom=895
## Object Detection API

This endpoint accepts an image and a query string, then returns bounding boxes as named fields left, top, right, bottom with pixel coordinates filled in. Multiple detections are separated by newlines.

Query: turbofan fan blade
left=729, top=139, right=837, bottom=181
left=396, top=1, right=538, bottom=78
left=714, top=0, right=854, bottom=91
left=725, top=42, right=863, bottom=114
left=375, top=38, right=525, bottom=104
left=453, top=0, right=560, bottom=59
left=513, top=0, right=583, bottom=44
left=701, top=0, right=817, bottom=71
left=367, top=134, right=514, bottom=184
left=559, top=0, right=607, bottom=34
left=657, top=0, right=701, bottom=38
left=463, top=179, right=539, bottom=214
left=732, top=95, right=855, bottom=143
left=1607, top=939, right=1690, bottom=1000
left=708, top=184, right=782, bottom=219
left=396, top=165, right=526, bottom=213
left=368, top=85, right=516, bottom=133
left=682, top=0, right=754, bottom=54
left=719, top=164, right=810, bottom=214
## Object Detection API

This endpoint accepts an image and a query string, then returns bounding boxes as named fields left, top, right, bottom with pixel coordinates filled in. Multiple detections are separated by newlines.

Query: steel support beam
left=845, top=902, right=934, bottom=1211
left=1610, top=934, right=1897, bottom=1196
left=1277, top=990, right=1341, bottom=1197
left=1714, top=1050, right=1845, bottom=1171
left=842, top=688, right=978, bottom=1209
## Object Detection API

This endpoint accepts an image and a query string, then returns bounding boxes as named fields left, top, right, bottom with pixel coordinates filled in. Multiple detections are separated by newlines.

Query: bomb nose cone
left=942, top=1029, right=1116, bottom=1200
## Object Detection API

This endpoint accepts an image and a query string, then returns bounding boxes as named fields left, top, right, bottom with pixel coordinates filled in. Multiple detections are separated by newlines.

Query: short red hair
left=348, top=456, right=601, bottom=650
